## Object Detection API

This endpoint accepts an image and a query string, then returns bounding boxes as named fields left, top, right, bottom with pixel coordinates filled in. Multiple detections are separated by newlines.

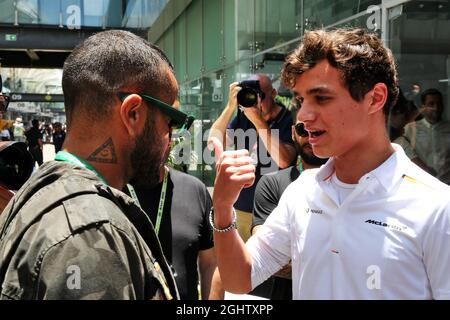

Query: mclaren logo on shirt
left=365, top=219, right=407, bottom=232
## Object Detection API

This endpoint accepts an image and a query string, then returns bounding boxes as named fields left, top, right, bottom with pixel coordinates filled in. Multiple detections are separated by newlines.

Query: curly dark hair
left=281, top=28, right=399, bottom=115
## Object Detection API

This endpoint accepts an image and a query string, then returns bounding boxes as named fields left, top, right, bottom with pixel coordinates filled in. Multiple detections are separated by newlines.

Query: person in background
left=387, top=88, right=435, bottom=175
left=52, top=122, right=65, bottom=153
left=0, top=79, right=12, bottom=143
left=25, top=119, right=43, bottom=166
left=0, top=75, right=9, bottom=114
left=405, top=83, right=421, bottom=110
left=13, top=118, right=25, bottom=143
left=404, top=88, right=450, bottom=184
left=42, top=123, right=52, bottom=144
left=0, top=123, right=10, bottom=141
left=208, top=74, right=296, bottom=242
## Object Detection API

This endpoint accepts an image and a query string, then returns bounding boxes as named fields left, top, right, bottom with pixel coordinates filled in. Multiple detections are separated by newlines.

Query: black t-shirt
left=53, top=131, right=65, bottom=153
left=128, top=168, right=214, bottom=300
left=252, top=166, right=300, bottom=229
left=25, top=127, right=41, bottom=149
left=252, top=165, right=300, bottom=300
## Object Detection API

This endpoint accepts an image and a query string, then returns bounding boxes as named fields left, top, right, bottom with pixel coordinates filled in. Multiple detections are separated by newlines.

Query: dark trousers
left=30, top=145, right=43, bottom=166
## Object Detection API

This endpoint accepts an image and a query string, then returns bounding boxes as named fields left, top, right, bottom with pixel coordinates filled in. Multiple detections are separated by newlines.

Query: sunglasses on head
left=294, top=123, right=308, bottom=137
left=0, top=94, right=10, bottom=113
left=118, top=93, right=195, bottom=133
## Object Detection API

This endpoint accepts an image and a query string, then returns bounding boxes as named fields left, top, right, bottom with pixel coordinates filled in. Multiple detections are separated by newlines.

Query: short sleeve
left=252, top=174, right=279, bottom=229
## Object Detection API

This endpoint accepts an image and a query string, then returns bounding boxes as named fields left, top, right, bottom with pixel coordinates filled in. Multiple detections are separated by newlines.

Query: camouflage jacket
left=0, top=161, right=179, bottom=300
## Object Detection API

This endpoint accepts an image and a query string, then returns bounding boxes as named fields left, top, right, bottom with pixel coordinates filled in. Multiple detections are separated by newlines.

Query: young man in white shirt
left=210, top=28, right=450, bottom=299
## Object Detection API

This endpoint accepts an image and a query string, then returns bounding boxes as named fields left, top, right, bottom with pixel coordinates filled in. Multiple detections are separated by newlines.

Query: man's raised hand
left=209, top=137, right=255, bottom=211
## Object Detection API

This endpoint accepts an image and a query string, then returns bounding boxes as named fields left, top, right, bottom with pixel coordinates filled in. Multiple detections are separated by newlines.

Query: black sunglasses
left=0, top=94, right=10, bottom=112
left=294, top=123, right=308, bottom=137
left=117, top=93, right=195, bottom=133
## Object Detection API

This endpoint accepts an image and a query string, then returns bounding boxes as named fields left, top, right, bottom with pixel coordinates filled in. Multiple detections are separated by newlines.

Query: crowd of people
left=1, top=116, right=66, bottom=164
left=0, top=27, right=449, bottom=300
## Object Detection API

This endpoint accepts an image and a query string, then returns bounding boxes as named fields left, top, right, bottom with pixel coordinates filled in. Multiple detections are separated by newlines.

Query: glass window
left=0, top=0, right=14, bottom=23
left=387, top=0, right=450, bottom=185
left=203, top=0, right=222, bottom=72
left=13, top=0, right=39, bottom=24
left=186, top=0, right=202, bottom=79
left=38, top=0, right=60, bottom=25
left=303, top=0, right=380, bottom=30
left=0, top=0, right=169, bottom=29
left=122, top=0, right=169, bottom=29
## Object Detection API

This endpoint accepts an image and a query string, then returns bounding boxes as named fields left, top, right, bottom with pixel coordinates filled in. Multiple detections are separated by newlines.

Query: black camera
left=237, top=80, right=266, bottom=108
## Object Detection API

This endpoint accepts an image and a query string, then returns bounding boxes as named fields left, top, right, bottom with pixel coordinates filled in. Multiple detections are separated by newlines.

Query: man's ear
left=119, top=94, right=147, bottom=138
left=271, top=88, right=277, bottom=100
left=368, top=83, right=388, bottom=115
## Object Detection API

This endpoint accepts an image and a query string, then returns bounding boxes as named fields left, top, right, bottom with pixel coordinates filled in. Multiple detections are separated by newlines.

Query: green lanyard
left=126, top=168, right=169, bottom=235
left=299, top=161, right=304, bottom=175
left=55, top=151, right=108, bottom=185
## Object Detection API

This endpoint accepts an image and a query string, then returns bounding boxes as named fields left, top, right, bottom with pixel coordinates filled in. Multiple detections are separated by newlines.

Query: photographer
left=208, top=74, right=296, bottom=242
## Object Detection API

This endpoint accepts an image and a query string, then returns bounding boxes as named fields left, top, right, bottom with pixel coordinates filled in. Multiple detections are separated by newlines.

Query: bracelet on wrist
left=209, top=207, right=237, bottom=233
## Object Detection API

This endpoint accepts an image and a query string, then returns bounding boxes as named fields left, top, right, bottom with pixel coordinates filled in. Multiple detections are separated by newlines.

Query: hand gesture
left=226, top=82, right=241, bottom=111
left=209, top=137, right=255, bottom=211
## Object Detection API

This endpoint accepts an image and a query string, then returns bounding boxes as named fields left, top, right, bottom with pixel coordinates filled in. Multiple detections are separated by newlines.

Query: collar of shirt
left=419, top=117, right=433, bottom=129
left=315, top=143, right=410, bottom=193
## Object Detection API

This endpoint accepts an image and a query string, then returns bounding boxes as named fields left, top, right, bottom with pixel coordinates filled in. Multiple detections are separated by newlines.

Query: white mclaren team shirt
left=246, top=144, right=450, bottom=299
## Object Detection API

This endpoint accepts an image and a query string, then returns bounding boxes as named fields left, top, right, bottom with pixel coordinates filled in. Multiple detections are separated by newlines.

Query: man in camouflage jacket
left=0, top=161, right=176, bottom=299
left=0, top=30, right=187, bottom=299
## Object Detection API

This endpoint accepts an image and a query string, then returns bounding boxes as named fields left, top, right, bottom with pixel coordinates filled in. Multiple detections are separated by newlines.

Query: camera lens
left=237, top=88, right=258, bottom=108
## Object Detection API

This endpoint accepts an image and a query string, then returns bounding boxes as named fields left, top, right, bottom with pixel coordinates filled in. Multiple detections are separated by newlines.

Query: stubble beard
left=129, top=116, right=164, bottom=189
left=296, top=141, right=328, bottom=166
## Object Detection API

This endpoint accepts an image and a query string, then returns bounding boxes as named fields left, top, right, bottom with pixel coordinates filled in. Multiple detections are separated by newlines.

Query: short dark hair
left=420, top=88, right=443, bottom=105
left=62, top=30, right=176, bottom=127
left=31, top=119, right=39, bottom=127
left=281, top=28, right=399, bottom=115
